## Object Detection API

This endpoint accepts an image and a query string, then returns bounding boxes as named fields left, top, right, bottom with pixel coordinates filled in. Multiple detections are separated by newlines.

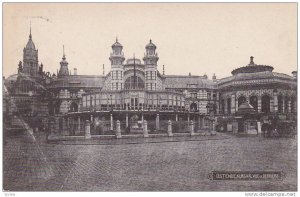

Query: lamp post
left=110, top=94, right=113, bottom=111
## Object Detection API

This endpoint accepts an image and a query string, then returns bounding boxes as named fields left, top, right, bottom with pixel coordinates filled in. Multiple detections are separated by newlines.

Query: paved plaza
left=3, top=131, right=297, bottom=191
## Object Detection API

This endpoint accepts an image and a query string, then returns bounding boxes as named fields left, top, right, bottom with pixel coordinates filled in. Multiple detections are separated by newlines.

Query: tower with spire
left=22, top=24, right=39, bottom=76
left=109, top=38, right=125, bottom=90
left=143, top=39, right=159, bottom=90
left=58, top=45, right=69, bottom=77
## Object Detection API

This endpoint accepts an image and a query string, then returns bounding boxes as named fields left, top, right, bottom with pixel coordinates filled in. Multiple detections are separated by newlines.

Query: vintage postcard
left=2, top=2, right=297, bottom=193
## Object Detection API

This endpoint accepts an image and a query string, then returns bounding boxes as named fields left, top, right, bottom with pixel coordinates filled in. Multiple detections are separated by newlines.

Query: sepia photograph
left=2, top=2, right=297, bottom=193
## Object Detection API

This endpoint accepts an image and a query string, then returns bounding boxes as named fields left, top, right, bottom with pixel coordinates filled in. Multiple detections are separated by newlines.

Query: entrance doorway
left=130, top=98, right=139, bottom=110
left=238, top=121, right=244, bottom=133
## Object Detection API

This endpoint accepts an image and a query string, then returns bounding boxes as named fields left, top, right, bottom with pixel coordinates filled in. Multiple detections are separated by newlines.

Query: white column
left=141, top=114, right=144, bottom=128
left=257, top=121, right=262, bottom=134
left=156, top=114, right=160, bottom=130
left=143, top=120, right=149, bottom=138
left=85, top=120, right=91, bottom=139
left=167, top=120, right=173, bottom=137
left=258, top=97, right=262, bottom=112
left=78, top=116, right=81, bottom=133
left=126, top=114, right=129, bottom=128
left=288, top=99, right=291, bottom=113
left=270, top=98, right=274, bottom=113
left=116, top=120, right=122, bottom=139
left=190, top=120, right=195, bottom=136
left=231, top=95, right=236, bottom=114
left=110, top=113, right=113, bottom=130
left=273, top=93, right=278, bottom=113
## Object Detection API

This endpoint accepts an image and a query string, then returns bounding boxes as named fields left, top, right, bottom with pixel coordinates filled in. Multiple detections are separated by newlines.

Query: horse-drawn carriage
left=261, top=120, right=296, bottom=138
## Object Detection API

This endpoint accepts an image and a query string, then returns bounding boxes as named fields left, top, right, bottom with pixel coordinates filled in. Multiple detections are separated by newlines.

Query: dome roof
left=112, top=38, right=123, bottom=48
left=146, top=39, right=156, bottom=48
left=231, top=56, right=273, bottom=75
left=25, top=38, right=36, bottom=50
left=126, top=58, right=142, bottom=65
left=112, top=41, right=122, bottom=48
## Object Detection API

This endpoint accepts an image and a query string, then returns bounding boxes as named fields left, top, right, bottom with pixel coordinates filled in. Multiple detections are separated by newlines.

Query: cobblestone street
left=3, top=131, right=297, bottom=191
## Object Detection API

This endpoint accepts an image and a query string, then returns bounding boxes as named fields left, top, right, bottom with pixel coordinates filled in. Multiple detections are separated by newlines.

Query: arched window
left=48, top=101, right=54, bottom=116
left=54, top=101, right=61, bottom=114
left=261, top=95, right=271, bottom=113
left=190, top=103, right=197, bottom=111
left=278, top=95, right=283, bottom=113
left=124, top=76, right=145, bottom=90
left=291, top=96, right=296, bottom=113
left=284, top=96, right=289, bottom=113
left=238, top=96, right=246, bottom=106
left=70, top=102, right=78, bottom=112
left=249, top=96, right=258, bottom=111
left=220, top=99, right=225, bottom=114
left=227, top=98, right=231, bottom=114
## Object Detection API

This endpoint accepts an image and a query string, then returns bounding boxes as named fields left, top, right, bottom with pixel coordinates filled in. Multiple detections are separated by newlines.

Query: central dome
left=231, top=56, right=274, bottom=75
left=26, top=39, right=36, bottom=50
left=126, top=58, right=142, bottom=65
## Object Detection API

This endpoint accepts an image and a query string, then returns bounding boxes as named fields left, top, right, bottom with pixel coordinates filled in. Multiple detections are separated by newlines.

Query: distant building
left=4, top=30, right=297, bottom=135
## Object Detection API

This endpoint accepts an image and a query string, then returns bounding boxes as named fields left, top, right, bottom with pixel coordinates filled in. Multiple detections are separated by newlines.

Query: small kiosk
left=232, top=102, right=260, bottom=135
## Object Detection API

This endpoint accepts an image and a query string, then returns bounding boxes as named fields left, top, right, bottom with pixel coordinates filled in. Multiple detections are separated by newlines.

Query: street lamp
left=110, top=94, right=113, bottom=111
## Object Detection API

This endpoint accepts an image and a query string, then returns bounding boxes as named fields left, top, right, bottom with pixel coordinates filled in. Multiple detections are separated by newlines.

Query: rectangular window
left=207, top=92, right=211, bottom=100
left=87, top=96, right=90, bottom=107
left=83, top=96, right=86, bottom=108
left=213, top=93, right=217, bottom=100
left=191, top=93, right=197, bottom=98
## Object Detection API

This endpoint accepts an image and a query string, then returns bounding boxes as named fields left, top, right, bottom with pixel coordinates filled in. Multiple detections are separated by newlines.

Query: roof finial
left=163, top=65, right=165, bottom=75
left=103, top=64, right=105, bottom=75
left=250, top=56, right=254, bottom=65
left=116, top=37, right=118, bottom=43
left=62, top=45, right=66, bottom=60
left=150, top=39, right=152, bottom=43
left=29, top=21, right=32, bottom=39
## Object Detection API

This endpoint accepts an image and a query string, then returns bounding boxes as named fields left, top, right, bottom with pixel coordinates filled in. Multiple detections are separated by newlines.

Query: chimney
left=292, top=71, right=297, bottom=78
left=74, top=68, right=77, bottom=75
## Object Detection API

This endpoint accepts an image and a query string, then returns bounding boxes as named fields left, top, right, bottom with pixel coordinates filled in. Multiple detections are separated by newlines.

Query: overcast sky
left=3, top=3, right=297, bottom=79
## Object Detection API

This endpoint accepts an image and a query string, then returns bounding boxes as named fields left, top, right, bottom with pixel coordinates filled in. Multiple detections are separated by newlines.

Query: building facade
left=4, top=31, right=297, bottom=135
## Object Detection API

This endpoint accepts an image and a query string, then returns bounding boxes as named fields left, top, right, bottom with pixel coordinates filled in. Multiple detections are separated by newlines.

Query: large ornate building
left=4, top=30, right=297, bottom=135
